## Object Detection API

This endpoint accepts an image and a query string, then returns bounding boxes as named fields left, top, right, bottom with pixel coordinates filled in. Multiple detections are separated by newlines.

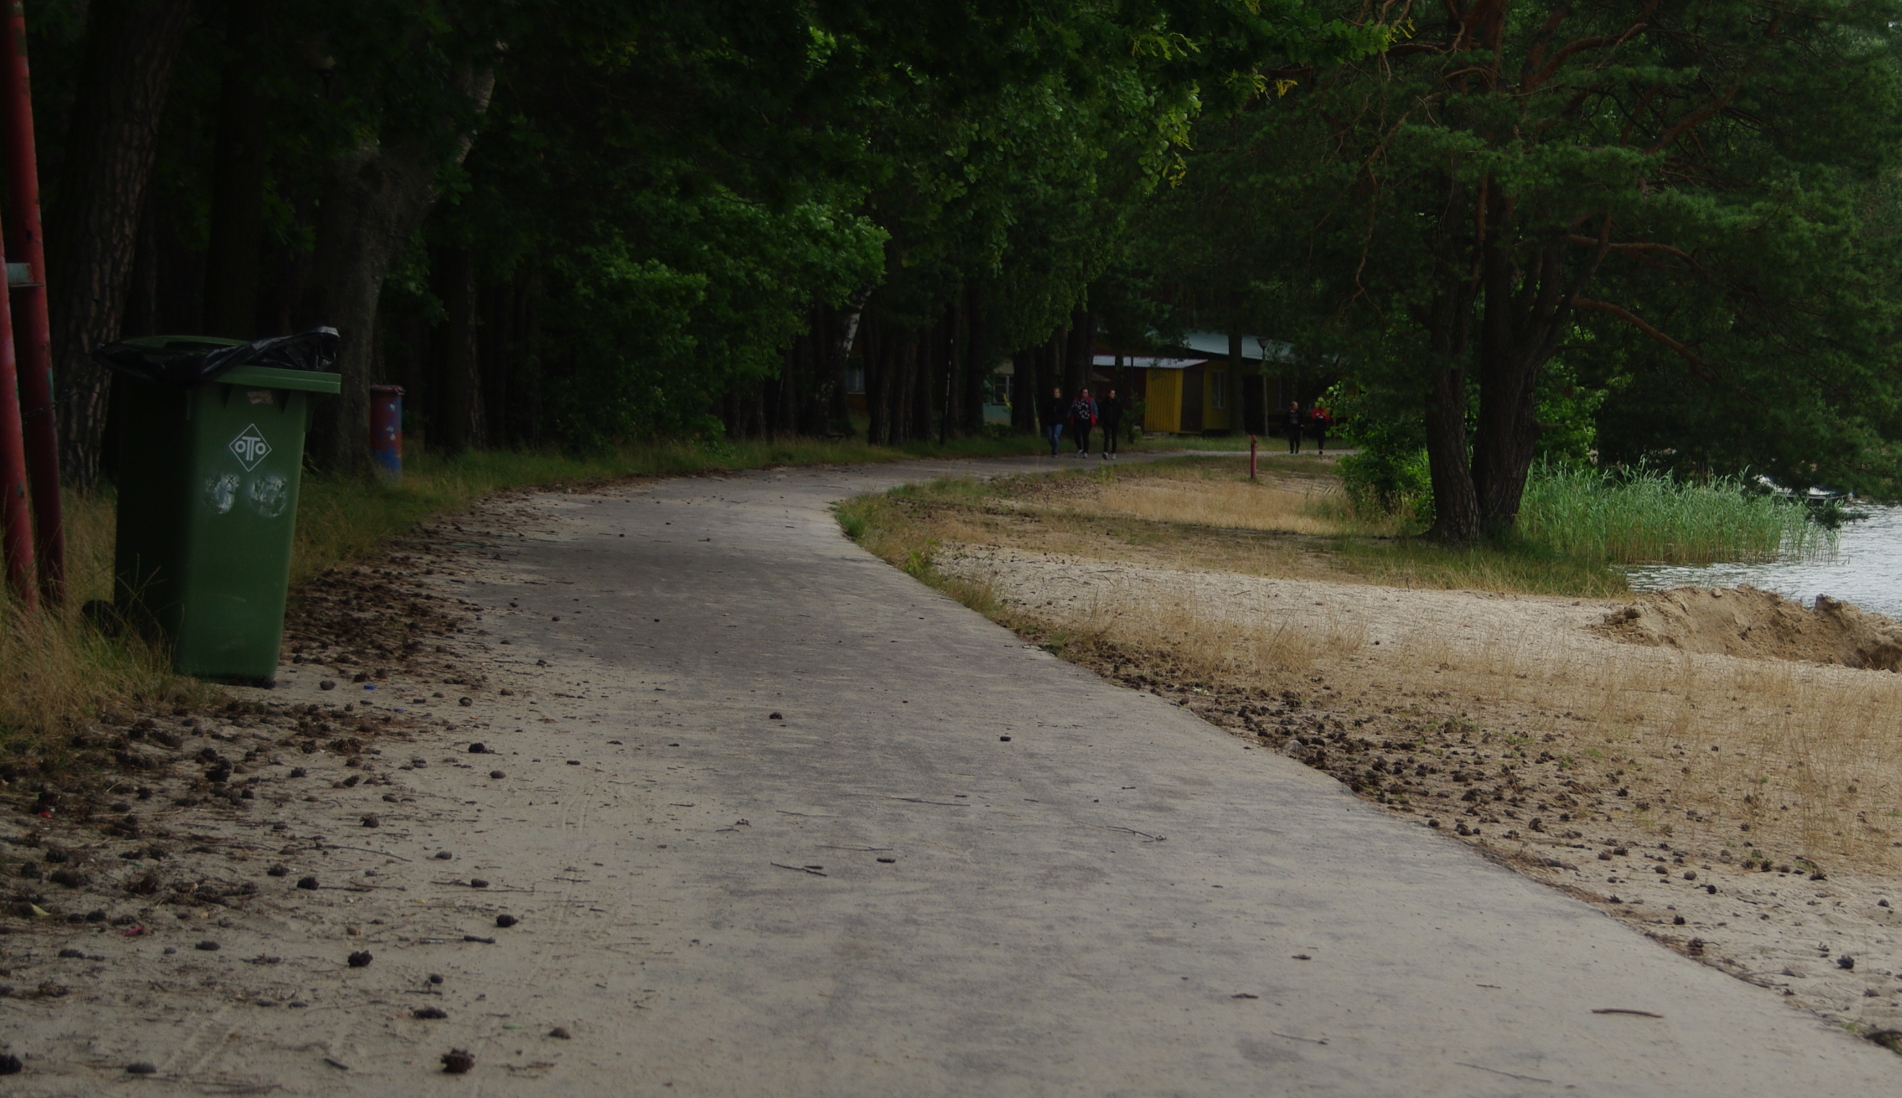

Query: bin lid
left=217, top=365, right=341, bottom=394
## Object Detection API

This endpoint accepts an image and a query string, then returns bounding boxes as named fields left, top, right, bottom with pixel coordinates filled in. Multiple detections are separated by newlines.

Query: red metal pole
left=0, top=2, right=62, bottom=606
left=0, top=221, right=29, bottom=607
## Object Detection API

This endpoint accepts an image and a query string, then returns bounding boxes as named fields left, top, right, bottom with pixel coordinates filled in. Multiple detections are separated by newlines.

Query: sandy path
left=0, top=456, right=1896, bottom=1095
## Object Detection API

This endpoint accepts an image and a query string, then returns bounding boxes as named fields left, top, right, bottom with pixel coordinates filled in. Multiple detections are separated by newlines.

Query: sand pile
left=1596, top=585, right=1902, bottom=671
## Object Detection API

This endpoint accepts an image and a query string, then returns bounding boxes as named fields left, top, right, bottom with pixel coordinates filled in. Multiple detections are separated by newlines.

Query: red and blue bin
left=369, top=384, right=403, bottom=480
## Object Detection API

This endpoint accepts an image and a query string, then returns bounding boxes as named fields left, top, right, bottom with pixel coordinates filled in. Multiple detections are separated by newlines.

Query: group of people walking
left=1283, top=402, right=1331, bottom=454
left=1043, top=386, right=1123, bottom=458
left=1037, top=385, right=1329, bottom=456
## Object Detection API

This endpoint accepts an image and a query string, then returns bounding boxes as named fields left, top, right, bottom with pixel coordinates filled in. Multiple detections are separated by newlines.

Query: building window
left=844, top=367, right=866, bottom=394
left=1211, top=370, right=1227, bottom=409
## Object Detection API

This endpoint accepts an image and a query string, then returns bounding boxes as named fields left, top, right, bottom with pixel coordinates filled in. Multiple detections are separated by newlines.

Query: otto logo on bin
left=228, top=424, right=272, bottom=471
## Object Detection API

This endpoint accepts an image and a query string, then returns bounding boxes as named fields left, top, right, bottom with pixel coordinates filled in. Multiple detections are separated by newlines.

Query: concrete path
left=389, top=454, right=1891, bottom=1096
left=23, top=453, right=1885, bottom=1096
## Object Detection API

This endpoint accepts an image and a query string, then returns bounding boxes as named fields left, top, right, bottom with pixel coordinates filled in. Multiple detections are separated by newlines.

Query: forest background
left=25, top=0, right=1902, bottom=539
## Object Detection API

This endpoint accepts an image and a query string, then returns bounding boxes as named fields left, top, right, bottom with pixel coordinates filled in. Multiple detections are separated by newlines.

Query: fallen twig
left=1106, top=826, right=1165, bottom=842
left=1456, top=1062, right=1552, bottom=1083
left=1591, top=1008, right=1663, bottom=1018
left=770, top=862, right=828, bottom=877
left=313, top=844, right=413, bottom=862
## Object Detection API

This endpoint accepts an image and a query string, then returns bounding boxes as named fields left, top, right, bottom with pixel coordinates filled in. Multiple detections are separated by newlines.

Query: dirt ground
left=0, top=493, right=568, bottom=1088
left=919, top=493, right=1902, bottom=1048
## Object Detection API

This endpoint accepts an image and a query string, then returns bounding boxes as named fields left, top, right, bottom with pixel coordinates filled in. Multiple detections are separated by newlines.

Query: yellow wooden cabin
left=1139, top=359, right=1229, bottom=435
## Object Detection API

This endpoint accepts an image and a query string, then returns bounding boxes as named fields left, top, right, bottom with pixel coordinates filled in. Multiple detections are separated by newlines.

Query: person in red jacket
left=1068, top=388, right=1099, bottom=457
left=1309, top=405, right=1331, bottom=455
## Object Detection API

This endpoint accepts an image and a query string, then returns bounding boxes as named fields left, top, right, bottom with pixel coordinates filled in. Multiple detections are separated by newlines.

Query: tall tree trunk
left=1065, top=310, right=1095, bottom=393
left=307, top=65, right=496, bottom=471
left=962, top=283, right=987, bottom=436
left=938, top=303, right=957, bottom=444
left=864, top=320, right=888, bottom=445
left=1036, top=333, right=1060, bottom=424
left=519, top=268, right=543, bottom=446
left=1423, top=364, right=1479, bottom=541
left=772, top=334, right=799, bottom=438
left=815, top=285, right=869, bottom=437
left=798, top=305, right=828, bottom=436
left=1010, top=350, right=1035, bottom=433
left=122, top=191, right=158, bottom=338
left=201, top=0, right=273, bottom=338
left=438, top=247, right=482, bottom=454
left=1473, top=235, right=1580, bottom=533
left=47, top=0, right=195, bottom=487
left=892, top=335, right=917, bottom=445
left=915, top=321, right=939, bottom=442
left=1419, top=181, right=1486, bottom=542
left=480, top=280, right=511, bottom=445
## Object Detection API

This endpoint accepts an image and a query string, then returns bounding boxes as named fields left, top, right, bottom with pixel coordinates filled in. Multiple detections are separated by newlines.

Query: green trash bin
left=104, top=333, right=340, bottom=684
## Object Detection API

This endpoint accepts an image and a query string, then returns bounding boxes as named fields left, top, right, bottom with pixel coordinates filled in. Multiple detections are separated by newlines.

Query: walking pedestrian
left=1309, top=405, right=1331, bottom=455
left=1284, top=401, right=1304, bottom=454
left=1042, top=386, right=1067, bottom=456
left=1099, top=389, right=1123, bottom=458
left=1069, top=387, right=1099, bottom=456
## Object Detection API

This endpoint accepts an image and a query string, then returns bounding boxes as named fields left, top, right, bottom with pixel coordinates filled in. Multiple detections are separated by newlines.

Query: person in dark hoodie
left=1068, top=388, right=1099, bottom=456
left=1098, top=388, right=1122, bottom=458
left=1042, top=386, right=1067, bottom=456
left=1284, top=401, right=1304, bottom=454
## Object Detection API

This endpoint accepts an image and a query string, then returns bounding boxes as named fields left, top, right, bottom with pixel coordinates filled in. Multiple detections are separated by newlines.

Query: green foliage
left=1535, top=358, right=1614, bottom=466
left=1329, top=383, right=1432, bottom=520
left=1138, top=0, right=1902, bottom=524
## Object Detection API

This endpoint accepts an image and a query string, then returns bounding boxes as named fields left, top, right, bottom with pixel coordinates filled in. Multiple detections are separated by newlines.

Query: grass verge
left=845, top=458, right=1635, bottom=598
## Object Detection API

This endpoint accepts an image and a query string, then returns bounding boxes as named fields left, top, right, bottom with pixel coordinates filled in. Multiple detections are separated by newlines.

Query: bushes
left=1336, top=427, right=1432, bottom=523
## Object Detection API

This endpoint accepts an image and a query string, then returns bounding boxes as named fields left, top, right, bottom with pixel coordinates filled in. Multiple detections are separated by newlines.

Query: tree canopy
left=22, top=0, right=1902, bottom=530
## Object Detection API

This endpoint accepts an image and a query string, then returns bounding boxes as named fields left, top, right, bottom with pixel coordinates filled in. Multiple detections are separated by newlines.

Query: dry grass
left=1039, top=578, right=1369, bottom=682
left=0, top=490, right=209, bottom=749
left=1409, top=630, right=1902, bottom=869
left=1010, top=565, right=1902, bottom=871
left=1091, top=476, right=1359, bottom=536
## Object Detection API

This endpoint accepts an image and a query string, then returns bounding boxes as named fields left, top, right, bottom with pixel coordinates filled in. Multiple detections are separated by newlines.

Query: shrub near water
left=1518, top=464, right=1829, bottom=565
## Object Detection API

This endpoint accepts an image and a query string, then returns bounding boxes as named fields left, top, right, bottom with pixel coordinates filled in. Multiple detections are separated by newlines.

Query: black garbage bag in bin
left=92, top=327, right=339, bottom=386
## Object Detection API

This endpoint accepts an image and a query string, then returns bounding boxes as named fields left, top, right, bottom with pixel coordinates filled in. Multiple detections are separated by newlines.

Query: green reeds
left=1518, top=463, right=1830, bottom=565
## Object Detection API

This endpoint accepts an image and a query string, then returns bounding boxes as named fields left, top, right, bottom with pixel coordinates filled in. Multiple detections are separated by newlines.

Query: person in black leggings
left=1068, top=388, right=1098, bottom=456
left=1284, top=402, right=1303, bottom=453
left=1099, top=389, right=1122, bottom=458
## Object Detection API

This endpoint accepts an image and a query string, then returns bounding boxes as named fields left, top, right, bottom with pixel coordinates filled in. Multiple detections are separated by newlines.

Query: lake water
left=1625, top=504, right=1902, bottom=618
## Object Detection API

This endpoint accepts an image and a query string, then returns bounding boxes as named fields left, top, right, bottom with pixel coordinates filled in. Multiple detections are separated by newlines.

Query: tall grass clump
left=1518, top=463, right=1830, bottom=565
left=0, top=489, right=212, bottom=750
